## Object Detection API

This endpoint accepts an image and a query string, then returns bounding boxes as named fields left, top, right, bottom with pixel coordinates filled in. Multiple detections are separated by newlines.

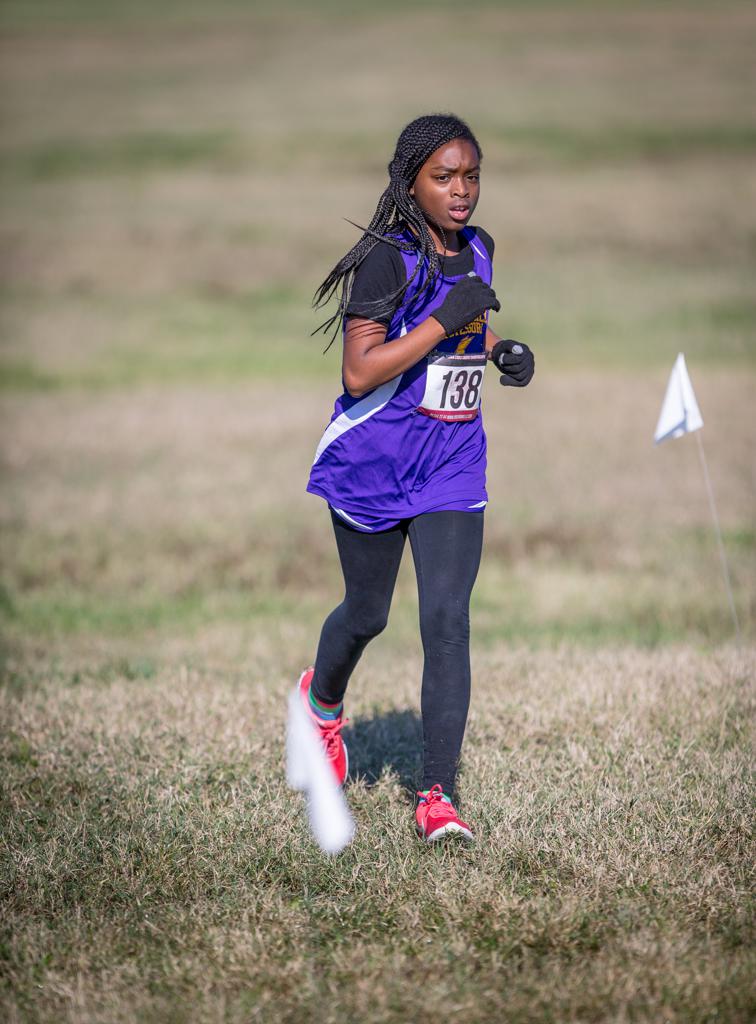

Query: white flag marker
left=286, top=690, right=354, bottom=855
left=654, top=352, right=703, bottom=444
left=653, top=353, right=740, bottom=637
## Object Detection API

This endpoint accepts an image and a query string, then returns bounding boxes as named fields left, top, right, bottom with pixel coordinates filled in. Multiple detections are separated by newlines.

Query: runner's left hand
left=491, top=339, right=534, bottom=387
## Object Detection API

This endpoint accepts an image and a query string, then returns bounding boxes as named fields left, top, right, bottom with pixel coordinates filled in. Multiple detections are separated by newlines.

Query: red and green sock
left=308, top=687, right=343, bottom=721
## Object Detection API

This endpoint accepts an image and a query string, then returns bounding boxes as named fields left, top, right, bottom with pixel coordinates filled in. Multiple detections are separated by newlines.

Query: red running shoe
left=297, top=667, right=349, bottom=787
left=416, top=784, right=474, bottom=842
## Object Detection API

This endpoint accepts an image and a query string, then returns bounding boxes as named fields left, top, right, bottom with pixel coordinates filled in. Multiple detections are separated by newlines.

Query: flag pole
left=694, top=431, right=741, bottom=638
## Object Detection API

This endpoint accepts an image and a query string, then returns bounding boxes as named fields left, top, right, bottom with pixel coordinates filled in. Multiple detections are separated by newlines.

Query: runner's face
left=410, top=139, right=480, bottom=238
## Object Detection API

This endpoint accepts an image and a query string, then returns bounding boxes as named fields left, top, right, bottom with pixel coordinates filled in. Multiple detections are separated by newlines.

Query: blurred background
left=1, top=0, right=754, bottom=679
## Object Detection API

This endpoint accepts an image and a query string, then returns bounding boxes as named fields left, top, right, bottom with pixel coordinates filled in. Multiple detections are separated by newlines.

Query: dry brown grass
left=2, top=5, right=755, bottom=300
left=2, top=643, right=753, bottom=1023
left=0, top=368, right=753, bottom=664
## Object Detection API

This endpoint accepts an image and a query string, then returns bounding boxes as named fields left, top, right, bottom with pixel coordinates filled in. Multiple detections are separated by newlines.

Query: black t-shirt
left=346, top=226, right=495, bottom=327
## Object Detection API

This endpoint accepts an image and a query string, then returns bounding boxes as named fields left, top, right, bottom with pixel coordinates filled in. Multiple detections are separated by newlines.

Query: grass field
left=1, top=2, right=755, bottom=1021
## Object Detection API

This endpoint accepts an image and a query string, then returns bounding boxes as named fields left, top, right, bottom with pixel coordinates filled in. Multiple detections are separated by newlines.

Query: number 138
left=439, top=368, right=483, bottom=410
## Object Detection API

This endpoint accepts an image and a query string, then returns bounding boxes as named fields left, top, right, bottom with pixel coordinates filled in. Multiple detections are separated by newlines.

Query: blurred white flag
left=286, top=689, right=354, bottom=855
left=654, top=353, right=703, bottom=444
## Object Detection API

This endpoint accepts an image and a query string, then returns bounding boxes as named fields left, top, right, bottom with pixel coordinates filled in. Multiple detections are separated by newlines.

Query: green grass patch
left=1, top=267, right=754, bottom=394
left=497, top=271, right=756, bottom=372
left=0, top=362, right=61, bottom=392
left=0, top=587, right=305, bottom=639
left=662, top=297, right=756, bottom=337
left=1, top=560, right=748, bottom=648
left=0, top=285, right=338, bottom=392
left=2, top=0, right=726, bottom=31
left=485, top=122, right=756, bottom=166
left=7, top=121, right=754, bottom=187
left=0, top=132, right=241, bottom=182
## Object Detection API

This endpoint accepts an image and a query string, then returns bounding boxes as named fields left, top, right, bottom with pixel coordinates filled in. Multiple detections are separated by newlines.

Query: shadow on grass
left=343, top=709, right=422, bottom=799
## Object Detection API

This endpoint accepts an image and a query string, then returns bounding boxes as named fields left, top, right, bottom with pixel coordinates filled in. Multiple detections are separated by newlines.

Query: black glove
left=432, top=274, right=500, bottom=336
left=491, top=339, right=534, bottom=387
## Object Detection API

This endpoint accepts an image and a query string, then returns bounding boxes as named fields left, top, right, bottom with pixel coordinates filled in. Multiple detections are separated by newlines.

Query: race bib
left=417, top=351, right=487, bottom=422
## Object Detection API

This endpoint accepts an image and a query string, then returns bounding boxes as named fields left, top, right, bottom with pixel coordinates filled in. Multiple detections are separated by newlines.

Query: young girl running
left=298, top=113, right=534, bottom=842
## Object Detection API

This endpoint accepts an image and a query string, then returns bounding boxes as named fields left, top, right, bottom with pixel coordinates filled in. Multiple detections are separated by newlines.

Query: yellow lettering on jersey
left=455, top=335, right=474, bottom=355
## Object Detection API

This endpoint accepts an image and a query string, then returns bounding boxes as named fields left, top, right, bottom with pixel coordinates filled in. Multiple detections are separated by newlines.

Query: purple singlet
left=307, top=226, right=493, bottom=532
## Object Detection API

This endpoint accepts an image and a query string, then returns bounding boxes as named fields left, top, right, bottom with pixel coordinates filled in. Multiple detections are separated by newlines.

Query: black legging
left=311, top=508, right=484, bottom=797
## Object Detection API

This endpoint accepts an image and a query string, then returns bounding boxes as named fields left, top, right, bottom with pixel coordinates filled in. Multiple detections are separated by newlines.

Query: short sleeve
left=346, top=242, right=407, bottom=327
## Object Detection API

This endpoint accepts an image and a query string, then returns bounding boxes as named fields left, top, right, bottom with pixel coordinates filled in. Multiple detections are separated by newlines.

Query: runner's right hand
left=431, top=275, right=500, bottom=337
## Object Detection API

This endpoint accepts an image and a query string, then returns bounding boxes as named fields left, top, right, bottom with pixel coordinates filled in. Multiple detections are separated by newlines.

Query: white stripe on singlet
left=311, top=320, right=407, bottom=466
left=469, top=238, right=488, bottom=262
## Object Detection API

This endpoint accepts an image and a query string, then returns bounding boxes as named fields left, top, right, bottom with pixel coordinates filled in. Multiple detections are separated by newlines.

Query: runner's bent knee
left=343, top=599, right=390, bottom=642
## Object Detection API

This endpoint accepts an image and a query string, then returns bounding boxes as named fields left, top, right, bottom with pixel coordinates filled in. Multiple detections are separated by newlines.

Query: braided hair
left=313, top=113, right=482, bottom=344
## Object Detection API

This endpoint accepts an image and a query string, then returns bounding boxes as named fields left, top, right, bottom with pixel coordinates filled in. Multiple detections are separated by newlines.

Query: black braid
left=313, top=113, right=482, bottom=347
